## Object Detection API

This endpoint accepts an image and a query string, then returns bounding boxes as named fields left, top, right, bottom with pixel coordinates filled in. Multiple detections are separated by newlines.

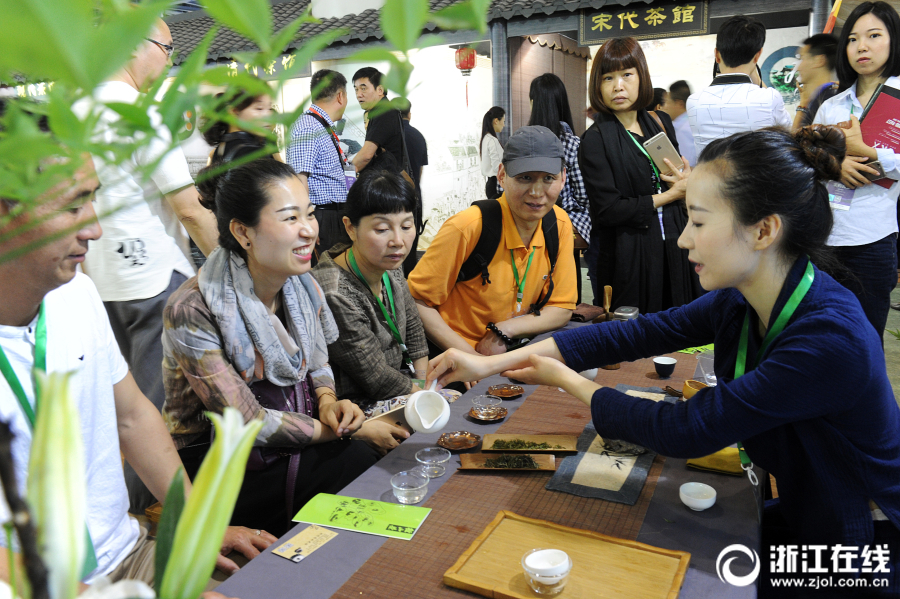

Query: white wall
left=310, top=0, right=384, bottom=20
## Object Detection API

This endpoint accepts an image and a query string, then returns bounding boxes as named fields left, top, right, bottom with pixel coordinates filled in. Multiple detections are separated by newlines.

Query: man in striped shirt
left=287, top=69, right=352, bottom=258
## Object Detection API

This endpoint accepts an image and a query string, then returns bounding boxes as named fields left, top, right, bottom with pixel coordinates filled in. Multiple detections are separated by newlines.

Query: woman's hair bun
left=196, top=165, right=220, bottom=212
left=794, top=124, right=846, bottom=182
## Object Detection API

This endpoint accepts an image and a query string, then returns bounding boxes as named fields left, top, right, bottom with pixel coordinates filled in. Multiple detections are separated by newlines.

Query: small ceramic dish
left=468, top=406, right=508, bottom=421
left=680, top=482, right=717, bottom=511
left=487, top=384, right=524, bottom=399
left=437, top=431, right=481, bottom=450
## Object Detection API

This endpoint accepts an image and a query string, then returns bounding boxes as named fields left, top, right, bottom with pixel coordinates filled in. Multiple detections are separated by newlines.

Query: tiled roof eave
left=168, top=0, right=648, bottom=64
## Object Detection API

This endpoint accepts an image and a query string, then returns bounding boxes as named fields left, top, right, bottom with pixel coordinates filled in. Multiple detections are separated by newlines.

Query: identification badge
left=344, top=166, right=357, bottom=191
left=826, top=181, right=855, bottom=211
left=271, top=524, right=338, bottom=563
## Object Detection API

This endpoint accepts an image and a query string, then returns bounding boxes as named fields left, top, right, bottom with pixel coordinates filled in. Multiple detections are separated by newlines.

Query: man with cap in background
left=409, top=126, right=577, bottom=361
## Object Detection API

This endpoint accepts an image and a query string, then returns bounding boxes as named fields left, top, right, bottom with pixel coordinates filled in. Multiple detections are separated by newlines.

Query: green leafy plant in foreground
left=28, top=372, right=85, bottom=599
left=0, top=0, right=489, bottom=596
left=156, top=411, right=262, bottom=599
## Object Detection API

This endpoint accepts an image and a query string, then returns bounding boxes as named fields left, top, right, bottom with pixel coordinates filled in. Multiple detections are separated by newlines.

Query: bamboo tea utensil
left=600, top=285, right=621, bottom=370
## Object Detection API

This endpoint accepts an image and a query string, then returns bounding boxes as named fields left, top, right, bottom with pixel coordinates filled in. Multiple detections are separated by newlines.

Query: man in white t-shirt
left=0, top=158, right=272, bottom=593
left=687, top=15, right=792, bottom=157
left=73, top=19, right=219, bottom=512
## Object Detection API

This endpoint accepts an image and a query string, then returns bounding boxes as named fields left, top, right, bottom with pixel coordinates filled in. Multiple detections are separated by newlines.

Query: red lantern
left=455, top=47, right=476, bottom=76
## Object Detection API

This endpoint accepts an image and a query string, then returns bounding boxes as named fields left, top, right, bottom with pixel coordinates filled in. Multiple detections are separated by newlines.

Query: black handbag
left=239, top=374, right=315, bottom=516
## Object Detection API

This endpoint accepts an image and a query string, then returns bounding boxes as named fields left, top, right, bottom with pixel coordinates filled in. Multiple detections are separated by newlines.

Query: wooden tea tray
left=459, top=453, right=556, bottom=471
left=482, top=434, right=578, bottom=453
left=444, top=511, right=690, bottom=599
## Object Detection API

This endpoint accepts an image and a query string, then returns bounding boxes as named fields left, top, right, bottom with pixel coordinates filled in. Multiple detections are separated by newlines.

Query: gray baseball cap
left=502, top=125, right=565, bottom=177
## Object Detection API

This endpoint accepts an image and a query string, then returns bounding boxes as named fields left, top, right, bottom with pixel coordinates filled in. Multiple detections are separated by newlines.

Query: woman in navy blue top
left=429, top=126, right=900, bottom=593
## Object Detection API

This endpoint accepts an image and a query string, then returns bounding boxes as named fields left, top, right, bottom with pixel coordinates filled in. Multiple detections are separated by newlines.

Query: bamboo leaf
left=0, top=0, right=168, bottom=89
left=87, top=0, right=174, bottom=87
left=380, top=0, right=430, bottom=52
left=381, top=58, right=414, bottom=98
left=432, top=0, right=490, bottom=34
left=198, top=0, right=273, bottom=53
left=103, top=103, right=153, bottom=131
left=154, top=468, right=186, bottom=592
left=269, top=18, right=306, bottom=56
left=278, top=29, right=351, bottom=81
left=0, top=0, right=95, bottom=87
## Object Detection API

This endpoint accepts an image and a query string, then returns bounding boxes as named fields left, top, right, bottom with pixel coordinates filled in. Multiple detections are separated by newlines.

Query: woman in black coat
left=580, top=37, right=702, bottom=314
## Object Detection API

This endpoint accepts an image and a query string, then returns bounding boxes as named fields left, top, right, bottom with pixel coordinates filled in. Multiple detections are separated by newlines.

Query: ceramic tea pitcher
left=404, top=381, right=450, bottom=433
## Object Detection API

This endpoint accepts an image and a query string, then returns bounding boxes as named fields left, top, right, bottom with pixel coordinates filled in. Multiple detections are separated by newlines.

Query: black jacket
left=579, top=109, right=702, bottom=313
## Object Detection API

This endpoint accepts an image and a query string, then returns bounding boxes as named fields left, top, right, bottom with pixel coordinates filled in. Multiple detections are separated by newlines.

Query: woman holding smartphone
left=580, top=37, right=701, bottom=314
left=813, top=1, right=900, bottom=341
left=429, top=126, right=900, bottom=592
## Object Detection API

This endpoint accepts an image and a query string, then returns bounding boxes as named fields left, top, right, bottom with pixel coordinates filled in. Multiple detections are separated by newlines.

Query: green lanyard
left=347, top=249, right=414, bottom=374
left=0, top=304, right=47, bottom=427
left=0, top=304, right=98, bottom=579
left=626, top=132, right=663, bottom=193
left=733, top=261, right=815, bottom=475
left=510, top=248, right=536, bottom=313
left=626, top=131, right=667, bottom=240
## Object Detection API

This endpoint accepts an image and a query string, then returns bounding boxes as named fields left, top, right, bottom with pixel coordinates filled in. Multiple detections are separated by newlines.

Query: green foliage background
left=0, top=0, right=489, bottom=265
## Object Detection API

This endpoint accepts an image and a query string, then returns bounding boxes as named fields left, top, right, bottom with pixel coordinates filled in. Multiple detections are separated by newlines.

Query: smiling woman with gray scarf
left=161, top=158, right=379, bottom=535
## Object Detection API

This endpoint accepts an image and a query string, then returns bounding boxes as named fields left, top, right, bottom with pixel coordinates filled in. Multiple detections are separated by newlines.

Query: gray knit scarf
left=198, top=247, right=339, bottom=386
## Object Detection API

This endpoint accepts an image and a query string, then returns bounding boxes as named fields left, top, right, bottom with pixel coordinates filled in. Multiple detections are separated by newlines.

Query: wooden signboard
left=579, top=1, right=710, bottom=46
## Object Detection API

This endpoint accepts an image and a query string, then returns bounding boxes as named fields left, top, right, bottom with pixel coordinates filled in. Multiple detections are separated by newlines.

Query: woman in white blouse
left=480, top=106, right=505, bottom=199
left=813, top=1, right=900, bottom=341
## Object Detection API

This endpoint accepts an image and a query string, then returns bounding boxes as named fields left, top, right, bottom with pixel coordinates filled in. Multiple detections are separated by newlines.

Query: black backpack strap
left=529, top=209, right=560, bottom=316
left=457, top=199, right=503, bottom=287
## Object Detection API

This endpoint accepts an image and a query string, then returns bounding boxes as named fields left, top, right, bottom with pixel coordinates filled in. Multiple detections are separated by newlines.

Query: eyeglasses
left=146, top=38, right=174, bottom=59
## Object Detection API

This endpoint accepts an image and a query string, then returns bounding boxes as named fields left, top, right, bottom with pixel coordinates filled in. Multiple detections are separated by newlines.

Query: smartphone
left=369, top=404, right=413, bottom=435
left=863, top=160, right=886, bottom=182
left=642, top=132, right=684, bottom=176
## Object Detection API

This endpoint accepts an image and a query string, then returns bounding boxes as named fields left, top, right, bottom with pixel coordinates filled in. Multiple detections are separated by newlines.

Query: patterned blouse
left=312, top=245, right=428, bottom=409
left=161, top=277, right=334, bottom=450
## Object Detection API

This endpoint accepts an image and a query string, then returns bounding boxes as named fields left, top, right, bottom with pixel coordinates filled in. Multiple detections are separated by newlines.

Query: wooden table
left=217, top=339, right=758, bottom=599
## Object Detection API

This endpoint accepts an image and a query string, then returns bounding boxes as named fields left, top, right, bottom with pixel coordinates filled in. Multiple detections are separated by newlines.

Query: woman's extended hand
left=318, top=399, right=365, bottom=437
left=353, top=419, right=409, bottom=455
left=503, top=355, right=603, bottom=408
left=841, top=155, right=880, bottom=189
left=502, top=354, right=577, bottom=389
left=427, top=349, right=496, bottom=389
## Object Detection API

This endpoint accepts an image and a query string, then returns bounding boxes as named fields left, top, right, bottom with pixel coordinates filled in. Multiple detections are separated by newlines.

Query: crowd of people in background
left=1, top=1, right=900, bottom=596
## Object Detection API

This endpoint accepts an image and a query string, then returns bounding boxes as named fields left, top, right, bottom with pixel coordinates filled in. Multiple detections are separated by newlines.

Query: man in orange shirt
left=409, top=126, right=577, bottom=357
